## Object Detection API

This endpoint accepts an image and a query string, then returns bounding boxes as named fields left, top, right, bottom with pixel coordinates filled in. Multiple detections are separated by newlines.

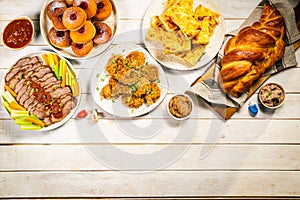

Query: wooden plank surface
left=0, top=0, right=299, bottom=198
left=0, top=0, right=260, bottom=20
left=1, top=171, right=300, bottom=198
left=0, top=119, right=299, bottom=144
left=0, top=145, right=299, bottom=170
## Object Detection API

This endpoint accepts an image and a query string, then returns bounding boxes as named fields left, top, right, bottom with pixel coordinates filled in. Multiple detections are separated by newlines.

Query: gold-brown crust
left=70, top=21, right=96, bottom=43
left=49, top=27, right=72, bottom=48
left=51, top=7, right=67, bottom=31
left=94, top=0, right=112, bottom=20
left=73, top=0, right=97, bottom=19
left=93, top=22, right=112, bottom=44
left=71, top=40, right=93, bottom=56
left=46, top=0, right=67, bottom=19
left=62, top=7, right=87, bottom=31
left=219, top=4, right=285, bottom=97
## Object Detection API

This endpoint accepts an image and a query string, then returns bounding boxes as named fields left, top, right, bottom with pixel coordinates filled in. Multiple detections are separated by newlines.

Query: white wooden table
left=1, top=0, right=300, bottom=198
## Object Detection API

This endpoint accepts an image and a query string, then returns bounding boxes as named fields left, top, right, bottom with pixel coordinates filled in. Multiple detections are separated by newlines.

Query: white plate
left=142, top=0, right=225, bottom=70
left=91, top=43, right=169, bottom=118
left=40, top=0, right=118, bottom=60
left=0, top=51, right=81, bottom=131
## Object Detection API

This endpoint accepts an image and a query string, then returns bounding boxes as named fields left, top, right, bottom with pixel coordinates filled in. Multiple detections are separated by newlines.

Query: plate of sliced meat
left=1, top=51, right=81, bottom=131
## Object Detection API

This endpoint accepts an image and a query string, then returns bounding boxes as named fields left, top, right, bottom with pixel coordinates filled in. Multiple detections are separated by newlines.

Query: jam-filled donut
left=65, top=0, right=74, bottom=6
left=49, top=27, right=72, bottom=48
left=70, top=21, right=96, bottom=43
left=51, top=7, right=67, bottom=31
left=73, top=0, right=97, bottom=19
left=94, top=0, right=112, bottom=20
left=93, top=22, right=112, bottom=45
left=71, top=40, right=93, bottom=56
left=46, top=0, right=67, bottom=19
left=62, top=7, right=87, bottom=31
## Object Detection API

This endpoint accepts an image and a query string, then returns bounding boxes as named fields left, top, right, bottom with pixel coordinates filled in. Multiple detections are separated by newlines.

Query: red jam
left=2, top=18, right=33, bottom=49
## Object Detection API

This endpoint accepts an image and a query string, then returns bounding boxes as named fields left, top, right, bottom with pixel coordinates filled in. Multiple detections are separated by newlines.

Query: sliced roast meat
left=62, top=100, right=74, bottom=116
left=19, top=90, right=31, bottom=105
left=19, top=87, right=35, bottom=106
left=31, top=76, right=38, bottom=82
left=6, top=67, right=22, bottom=82
left=28, top=56, right=41, bottom=65
left=27, top=100, right=39, bottom=113
left=22, top=63, right=42, bottom=77
left=5, top=55, right=76, bottom=127
left=44, top=109, right=52, bottom=117
left=51, top=87, right=72, bottom=99
left=15, top=72, right=24, bottom=81
left=40, top=76, right=58, bottom=88
left=7, top=57, right=43, bottom=81
left=23, top=95, right=35, bottom=108
left=32, top=109, right=45, bottom=120
left=60, top=94, right=72, bottom=105
left=6, top=70, right=23, bottom=85
left=35, top=102, right=46, bottom=110
left=30, top=103, right=47, bottom=119
left=44, top=117, right=52, bottom=127
left=44, top=81, right=62, bottom=93
left=11, top=57, right=31, bottom=69
left=16, top=85, right=29, bottom=102
left=25, top=71, right=34, bottom=80
left=14, top=79, right=26, bottom=93
left=28, top=65, right=46, bottom=80
left=32, top=67, right=52, bottom=79
left=19, top=64, right=33, bottom=74
left=50, top=115, right=63, bottom=124
left=37, top=73, right=55, bottom=83
left=29, top=87, right=34, bottom=96
left=7, top=78, right=19, bottom=90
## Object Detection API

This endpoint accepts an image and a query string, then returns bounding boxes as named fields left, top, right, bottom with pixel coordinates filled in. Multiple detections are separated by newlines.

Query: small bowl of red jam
left=2, top=16, right=34, bottom=50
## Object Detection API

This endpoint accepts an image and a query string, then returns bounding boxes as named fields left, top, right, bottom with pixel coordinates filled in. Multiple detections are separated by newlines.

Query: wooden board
left=191, top=10, right=300, bottom=120
left=191, top=64, right=271, bottom=120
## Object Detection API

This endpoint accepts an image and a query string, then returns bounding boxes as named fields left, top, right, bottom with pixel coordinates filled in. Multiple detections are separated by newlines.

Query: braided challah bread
left=219, top=4, right=285, bottom=97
